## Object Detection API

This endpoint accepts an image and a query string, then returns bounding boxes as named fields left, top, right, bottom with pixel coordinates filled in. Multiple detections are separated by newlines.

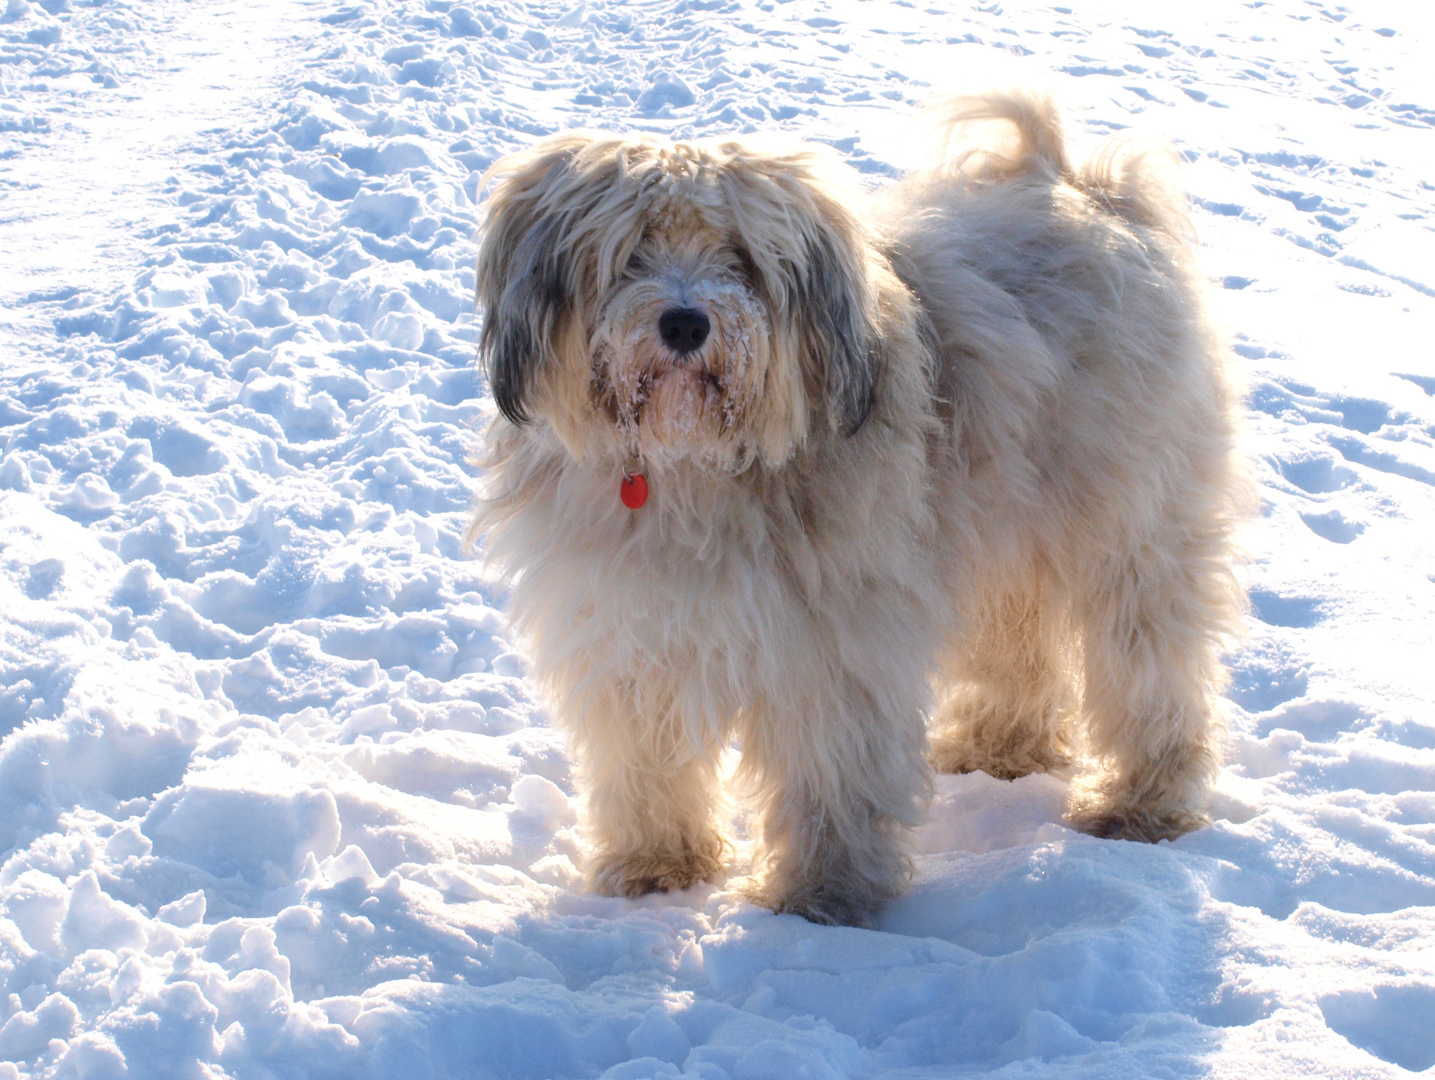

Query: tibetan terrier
left=469, top=91, right=1247, bottom=926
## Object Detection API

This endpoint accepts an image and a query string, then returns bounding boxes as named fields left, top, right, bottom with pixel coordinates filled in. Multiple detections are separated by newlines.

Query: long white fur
left=470, top=90, right=1248, bottom=926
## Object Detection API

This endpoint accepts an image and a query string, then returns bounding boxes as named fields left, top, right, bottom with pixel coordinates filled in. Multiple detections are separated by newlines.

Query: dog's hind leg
left=929, top=587, right=1074, bottom=780
left=577, top=685, right=729, bottom=898
left=1066, top=517, right=1236, bottom=842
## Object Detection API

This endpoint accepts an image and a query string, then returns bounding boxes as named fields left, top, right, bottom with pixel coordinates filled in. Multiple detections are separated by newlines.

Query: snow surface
left=2, top=0, right=1434, bottom=1077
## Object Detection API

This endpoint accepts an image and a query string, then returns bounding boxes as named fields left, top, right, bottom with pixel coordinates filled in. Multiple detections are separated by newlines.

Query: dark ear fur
left=794, top=222, right=883, bottom=435
left=475, top=151, right=575, bottom=425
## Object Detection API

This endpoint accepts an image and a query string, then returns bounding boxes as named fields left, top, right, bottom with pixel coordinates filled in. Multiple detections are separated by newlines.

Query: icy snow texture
left=2, top=0, right=1434, bottom=1077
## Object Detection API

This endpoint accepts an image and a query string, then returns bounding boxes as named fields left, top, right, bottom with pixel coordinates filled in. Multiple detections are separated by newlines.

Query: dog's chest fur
left=483, top=393, right=942, bottom=697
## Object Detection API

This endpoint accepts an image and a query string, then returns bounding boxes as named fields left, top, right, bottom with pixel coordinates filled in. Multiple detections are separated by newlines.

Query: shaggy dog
left=469, top=91, right=1246, bottom=927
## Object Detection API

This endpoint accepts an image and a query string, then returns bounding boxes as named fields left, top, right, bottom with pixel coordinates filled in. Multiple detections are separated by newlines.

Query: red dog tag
left=620, top=472, right=648, bottom=509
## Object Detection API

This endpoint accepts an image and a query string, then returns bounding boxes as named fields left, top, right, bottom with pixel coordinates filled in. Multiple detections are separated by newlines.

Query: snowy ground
left=2, top=0, right=1434, bottom=1076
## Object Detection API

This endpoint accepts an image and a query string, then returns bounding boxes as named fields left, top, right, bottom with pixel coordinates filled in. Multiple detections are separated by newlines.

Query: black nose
left=658, top=307, right=710, bottom=356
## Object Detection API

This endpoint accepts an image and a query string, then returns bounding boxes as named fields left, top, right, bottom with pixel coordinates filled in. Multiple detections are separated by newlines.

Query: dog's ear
left=793, top=205, right=884, bottom=435
left=476, top=137, right=590, bottom=425
left=721, top=147, right=884, bottom=436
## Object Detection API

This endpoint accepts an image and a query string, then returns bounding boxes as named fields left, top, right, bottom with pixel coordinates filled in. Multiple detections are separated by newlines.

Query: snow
left=1, top=0, right=1433, bottom=1076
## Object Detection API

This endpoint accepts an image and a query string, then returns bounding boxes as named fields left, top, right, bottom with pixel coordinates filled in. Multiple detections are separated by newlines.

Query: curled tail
left=920, top=88, right=1074, bottom=182
left=919, top=88, right=1195, bottom=243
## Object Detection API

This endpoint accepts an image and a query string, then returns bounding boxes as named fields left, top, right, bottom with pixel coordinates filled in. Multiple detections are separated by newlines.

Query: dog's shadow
left=387, top=766, right=1265, bottom=1077
left=845, top=770, right=1268, bottom=1068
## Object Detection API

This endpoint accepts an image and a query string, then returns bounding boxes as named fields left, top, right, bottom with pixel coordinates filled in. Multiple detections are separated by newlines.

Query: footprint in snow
left=1299, top=507, right=1365, bottom=544
left=1248, top=587, right=1325, bottom=629
left=1321, top=983, right=1435, bottom=1073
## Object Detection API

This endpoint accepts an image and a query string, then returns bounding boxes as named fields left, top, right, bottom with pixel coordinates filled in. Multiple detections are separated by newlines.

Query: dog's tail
left=919, top=89, right=1074, bottom=183
left=918, top=88, right=1195, bottom=243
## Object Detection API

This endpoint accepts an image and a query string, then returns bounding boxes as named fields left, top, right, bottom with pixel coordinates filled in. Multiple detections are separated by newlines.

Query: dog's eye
left=624, top=249, right=647, bottom=275
left=730, top=243, right=758, bottom=284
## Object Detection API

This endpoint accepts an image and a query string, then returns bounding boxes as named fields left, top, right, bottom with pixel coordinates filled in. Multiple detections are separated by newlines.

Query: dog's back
left=901, top=89, right=1195, bottom=241
left=880, top=90, right=1239, bottom=540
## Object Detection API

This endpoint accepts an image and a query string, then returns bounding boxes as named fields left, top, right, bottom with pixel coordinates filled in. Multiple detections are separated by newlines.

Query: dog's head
left=475, top=132, right=884, bottom=470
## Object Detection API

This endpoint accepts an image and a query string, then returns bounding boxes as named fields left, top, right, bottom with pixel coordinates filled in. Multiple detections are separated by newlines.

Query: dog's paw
left=589, top=841, right=726, bottom=898
left=744, top=880, right=878, bottom=928
left=928, top=731, right=1070, bottom=780
left=1066, top=802, right=1208, bottom=843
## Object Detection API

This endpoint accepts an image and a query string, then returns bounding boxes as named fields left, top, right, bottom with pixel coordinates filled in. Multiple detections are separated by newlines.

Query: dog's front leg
left=739, top=651, right=929, bottom=927
left=573, top=682, right=729, bottom=898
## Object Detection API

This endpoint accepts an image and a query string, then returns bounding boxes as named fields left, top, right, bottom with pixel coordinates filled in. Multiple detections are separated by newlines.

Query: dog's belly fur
left=471, top=93, right=1246, bottom=925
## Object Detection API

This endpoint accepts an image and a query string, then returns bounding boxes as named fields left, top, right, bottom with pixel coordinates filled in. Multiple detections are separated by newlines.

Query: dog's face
left=476, top=133, right=884, bottom=471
